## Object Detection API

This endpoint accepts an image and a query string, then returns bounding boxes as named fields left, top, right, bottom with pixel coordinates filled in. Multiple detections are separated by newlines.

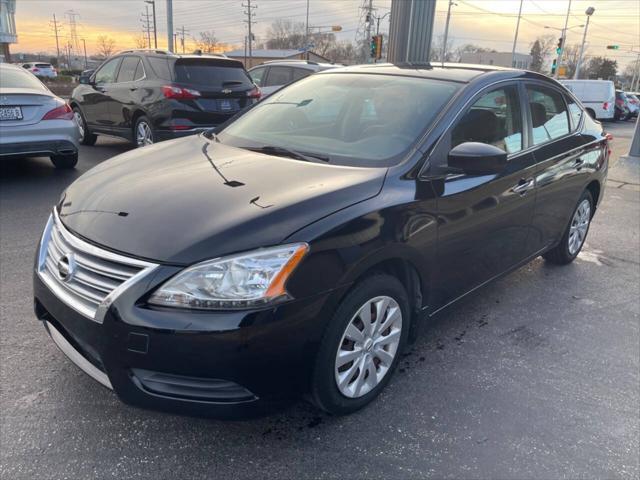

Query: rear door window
left=264, top=66, right=292, bottom=87
left=526, top=85, right=570, bottom=146
left=174, top=60, right=252, bottom=87
left=116, top=56, right=141, bottom=83
left=292, top=68, right=311, bottom=81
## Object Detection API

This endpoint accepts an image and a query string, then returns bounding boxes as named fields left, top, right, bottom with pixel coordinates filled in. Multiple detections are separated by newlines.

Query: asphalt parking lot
left=1, top=120, right=638, bottom=479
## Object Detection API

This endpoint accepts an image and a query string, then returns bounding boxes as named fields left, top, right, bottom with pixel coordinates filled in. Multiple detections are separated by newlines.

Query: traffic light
left=370, top=35, right=383, bottom=59
left=551, top=59, right=557, bottom=75
left=606, top=45, right=620, bottom=50
left=556, top=37, right=564, bottom=55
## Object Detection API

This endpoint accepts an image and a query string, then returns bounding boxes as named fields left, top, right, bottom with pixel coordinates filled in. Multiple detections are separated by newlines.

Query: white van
left=560, top=80, right=615, bottom=120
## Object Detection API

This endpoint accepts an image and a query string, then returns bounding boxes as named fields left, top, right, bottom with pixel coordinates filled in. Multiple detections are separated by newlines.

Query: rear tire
left=310, top=274, right=410, bottom=415
left=543, top=190, right=593, bottom=265
left=73, top=107, right=97, bottom=146
left=50, top=153, right=78, bottom=169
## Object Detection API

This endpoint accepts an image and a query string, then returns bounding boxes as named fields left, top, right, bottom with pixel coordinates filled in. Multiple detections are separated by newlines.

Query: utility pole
left=242, top=0, right=257, bottom=66
left=49, top=14, right=63, bottom=68
left=365, top=0, right=373, bottom=63
left=141, top=5, right=152, bottom=48
left=81, top=38, right=87, bottom=68
left=574, top=6, right=595, bottom=79
left=65, top=10, right=80, bottom=52
left=511, top=0, right=523, bottom=67
left=387, top=0, right=436, bottom=63
left=177, top=25, right=189, bottom=53
left=555, top=0, right=572, bottom=79
left=145, top=0, right=157, bottom=48
left=441, top=0, right=455, bottom=64
left=166, top=0, right=174, bottom=52
left=305, top=0, right=310, bottom=60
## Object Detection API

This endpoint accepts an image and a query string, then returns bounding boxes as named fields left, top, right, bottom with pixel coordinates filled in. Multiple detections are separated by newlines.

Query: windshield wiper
left=247, top=145, right=330, bottom=163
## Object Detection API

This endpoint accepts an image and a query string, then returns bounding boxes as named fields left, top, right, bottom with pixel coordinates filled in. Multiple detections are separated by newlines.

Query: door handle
left=511, top=178, right=534, bottom=195
left=572, top=158, right=584, bottom=170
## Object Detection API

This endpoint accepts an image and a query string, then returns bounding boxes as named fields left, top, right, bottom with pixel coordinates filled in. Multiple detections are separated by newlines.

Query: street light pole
left=441, top=0, right=455, bottom=65
left=511, top=0, right=523, bottom=67
left=555, top=0, right=572, bottom=79
left=574, top=6, right=594, bottom=79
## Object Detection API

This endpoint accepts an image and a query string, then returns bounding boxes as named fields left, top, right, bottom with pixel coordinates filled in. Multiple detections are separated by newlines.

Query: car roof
left=315, top=62, right=552, bottom=84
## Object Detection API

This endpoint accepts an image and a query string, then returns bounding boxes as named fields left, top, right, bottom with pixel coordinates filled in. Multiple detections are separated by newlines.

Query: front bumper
left=33, top=265, right=343, bottom=417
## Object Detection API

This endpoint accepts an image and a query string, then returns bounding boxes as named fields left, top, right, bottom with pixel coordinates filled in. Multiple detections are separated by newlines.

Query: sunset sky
left=12, top=0, right=640, bottom=69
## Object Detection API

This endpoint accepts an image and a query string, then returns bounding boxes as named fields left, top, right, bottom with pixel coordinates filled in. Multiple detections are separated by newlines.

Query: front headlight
left=148, top=243, right=309, bottom=310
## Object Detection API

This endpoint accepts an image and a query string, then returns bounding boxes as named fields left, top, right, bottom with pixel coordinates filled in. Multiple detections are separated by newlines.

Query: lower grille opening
left=131, top=368, right=258, bottom=404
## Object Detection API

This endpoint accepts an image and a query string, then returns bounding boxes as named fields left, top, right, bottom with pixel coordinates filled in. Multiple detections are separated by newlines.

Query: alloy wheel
left=136, top=121, right=154, bottom=147
left=74, top=111, right=85, bottom=141
left=568, top=198, right=591, bottom=255
left=334, top=295, right=402, bottom=398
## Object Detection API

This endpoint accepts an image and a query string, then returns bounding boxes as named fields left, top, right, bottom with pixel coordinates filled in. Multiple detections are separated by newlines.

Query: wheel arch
left=585, top=179, right=601, bottom=215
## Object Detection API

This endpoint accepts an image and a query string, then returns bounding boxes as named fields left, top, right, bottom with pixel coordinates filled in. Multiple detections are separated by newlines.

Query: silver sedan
left=0, top=63, right=80, bottom=169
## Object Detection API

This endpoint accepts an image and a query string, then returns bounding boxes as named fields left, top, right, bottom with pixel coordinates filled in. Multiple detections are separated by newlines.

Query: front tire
left=50, top=153, right=78, bottom=169
left=134, top=116, right=154, bottom=147
left=543, top=190, right=593, bottom=265
left=310, top=274, right=410, bottom=415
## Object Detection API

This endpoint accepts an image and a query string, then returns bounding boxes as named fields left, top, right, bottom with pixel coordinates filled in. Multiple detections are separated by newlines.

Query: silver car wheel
left=568, top=198, right=591, bottom=255
left=334, top=295, right=402, bottom=399
left=136, top=121, right=154, bottom=147
left=74, top=111, right=85, bottom=141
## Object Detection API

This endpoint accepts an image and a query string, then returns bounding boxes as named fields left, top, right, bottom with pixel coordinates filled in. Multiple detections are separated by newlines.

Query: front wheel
left=310, top=274, right=410, bottom=415
left=543, top=190, right=593, bottom=265
left=134, top=116, right=154, bottom=147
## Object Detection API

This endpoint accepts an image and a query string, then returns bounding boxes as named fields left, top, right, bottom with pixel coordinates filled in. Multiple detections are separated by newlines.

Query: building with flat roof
left=459, top=51, right=532, bottom=70
left=224, top=48, right=331, bottom=68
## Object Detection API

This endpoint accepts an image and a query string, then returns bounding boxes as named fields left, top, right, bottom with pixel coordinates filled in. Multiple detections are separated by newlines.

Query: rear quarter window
left=148, top=57, right=173, bottom=80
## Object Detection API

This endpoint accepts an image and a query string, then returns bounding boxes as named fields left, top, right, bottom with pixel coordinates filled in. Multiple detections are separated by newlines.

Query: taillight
left=162, top=85, right=201, bottom=99
left=32, top=68, right=39, bottom=72
left=247, top=86, right=261, bottom=99
left=603, top=102, right=609, bottom=110
left=42, top=103, right=73, bottom=120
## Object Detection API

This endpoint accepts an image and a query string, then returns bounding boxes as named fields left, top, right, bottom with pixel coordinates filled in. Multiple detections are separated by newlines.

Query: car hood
left=58, top=136, right=386, bottom=264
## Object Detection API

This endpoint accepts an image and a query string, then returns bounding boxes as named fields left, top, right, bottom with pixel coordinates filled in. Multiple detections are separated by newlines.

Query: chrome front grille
left=37, top=210, right=157, bottom=323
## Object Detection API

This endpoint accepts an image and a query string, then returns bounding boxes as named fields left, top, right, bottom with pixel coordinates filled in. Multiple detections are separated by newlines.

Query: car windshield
left=217, top=73, right=461, bottom=167
left=0, top=67, right=48, bottom=91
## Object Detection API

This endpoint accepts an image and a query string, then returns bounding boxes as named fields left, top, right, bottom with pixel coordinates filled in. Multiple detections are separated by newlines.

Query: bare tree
left=529, top=35, right=555, bottom=73
left=265, top=19, right=306, bottom=49
left=430, top=35, right=455, bottom=62
left=562, top=44, right=584, bottom=78
left=133, top=34, right=147, bottom=49
left=96, top=35, right=116, bottom=59
left=196, top=31, right=218, bottom=53
left=324, top=40, right=357, bottom=65
left=454, top=44, right=496, bottom=62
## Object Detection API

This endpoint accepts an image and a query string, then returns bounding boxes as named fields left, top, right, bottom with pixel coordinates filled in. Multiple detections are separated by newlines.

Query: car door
left=525, top=83, right=595, bottom=253
left=107, top=56, right=144, bottom=134
left=424, top=82, right=538, bottom=310
left=262, top=66, right=293, bottom=96
left=83, top=57, right=122, bottom=129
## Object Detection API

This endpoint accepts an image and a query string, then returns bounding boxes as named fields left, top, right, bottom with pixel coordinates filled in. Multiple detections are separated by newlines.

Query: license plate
left=0, top=106, right=23, bottom=121
left=220, top=99, right=232, bottom=111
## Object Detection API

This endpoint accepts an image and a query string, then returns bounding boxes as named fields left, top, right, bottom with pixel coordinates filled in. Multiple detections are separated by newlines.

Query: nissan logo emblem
left=57, top=254, right=76, bottom=282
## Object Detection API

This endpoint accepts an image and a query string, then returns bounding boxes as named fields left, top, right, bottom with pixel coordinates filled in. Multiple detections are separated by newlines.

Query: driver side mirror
left=79, top=70, right=95, bottom=85
left=447, top=142, right=507, bottom=175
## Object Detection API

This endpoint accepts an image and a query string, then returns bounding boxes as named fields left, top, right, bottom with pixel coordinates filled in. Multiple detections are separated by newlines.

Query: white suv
left=21, top=62, right=58, bottom=79
left=248, top=60, right=340, bottom=96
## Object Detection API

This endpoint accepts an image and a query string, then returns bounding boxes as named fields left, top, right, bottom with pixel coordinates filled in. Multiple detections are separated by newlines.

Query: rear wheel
left=50, top=152, right=78, bottom=169
left=310, top=274, right=409, bottom=415
left=134, top=116, right=154, bottom=147
left=543, top=190, right=593, bottom=265
left=73, top=107, right=97, bottom=146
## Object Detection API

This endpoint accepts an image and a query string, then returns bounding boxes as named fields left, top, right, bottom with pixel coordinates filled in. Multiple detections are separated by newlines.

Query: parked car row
left=560, top=79, right=638, bottom=121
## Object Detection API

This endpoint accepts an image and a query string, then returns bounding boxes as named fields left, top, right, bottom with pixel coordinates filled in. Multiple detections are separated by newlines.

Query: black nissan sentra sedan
left=34, top=63, right=609, bottom=416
